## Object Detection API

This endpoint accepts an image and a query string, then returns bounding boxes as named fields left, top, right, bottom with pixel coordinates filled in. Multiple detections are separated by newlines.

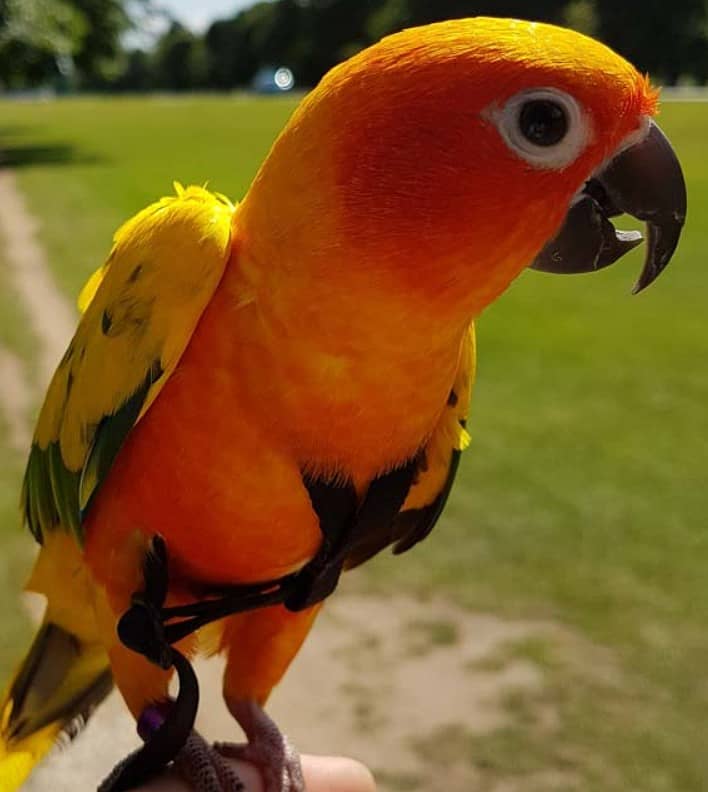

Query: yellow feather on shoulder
left=77, top=184, right=233, bottom=314
left=25, top=184, right=235, bottom=542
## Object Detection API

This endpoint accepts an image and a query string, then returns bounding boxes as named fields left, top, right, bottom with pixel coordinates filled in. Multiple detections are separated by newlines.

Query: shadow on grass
left=0, top=124, right=31, bottom=137
left=0, top=142, right=103, bottom=169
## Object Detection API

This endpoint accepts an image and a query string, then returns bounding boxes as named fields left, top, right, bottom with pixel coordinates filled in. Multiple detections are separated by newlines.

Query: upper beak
left=531, top=121, right=687, bottom=293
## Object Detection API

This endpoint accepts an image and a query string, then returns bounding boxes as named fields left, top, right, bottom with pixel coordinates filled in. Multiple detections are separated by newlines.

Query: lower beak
left=530, top=121, right=687, bottom=293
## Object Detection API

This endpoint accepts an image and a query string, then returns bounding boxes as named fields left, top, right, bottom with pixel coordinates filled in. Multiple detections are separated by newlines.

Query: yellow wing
left=23, top=184, right=235, bottom=543
left=345, top=324, right=475, bottom=568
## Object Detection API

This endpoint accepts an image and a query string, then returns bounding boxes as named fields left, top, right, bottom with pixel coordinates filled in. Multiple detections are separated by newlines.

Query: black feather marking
left=80, top=359, right=164, bottom=519
left=303, top=475, right=358, bottom=551
left=128, top=264, right=143, bottom=283
left=102, top=297, right=153, bottom=338
left=345, top=445, right=463, bottom=569
left=58, top=670, right=109, bottom=744
left=5, top=622, right=113, bottom=742
left=284, top=475, right=358, bottom=611
left=346, top=459, right=419, bottom=559
left=286, top=460, right=419, bottom=605
left=392, top=448, right=462, bottom=556
left=447, top=389, right=458, bottom=407
left=60, top=341, right=75, bottom=367
left=143, top=535, right=169, bottom=612
left=415, top=447, right=428, bottom=475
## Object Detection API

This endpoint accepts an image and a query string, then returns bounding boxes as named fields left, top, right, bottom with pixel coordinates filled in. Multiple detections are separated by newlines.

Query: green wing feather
left=23, top=444, right=81, bottom=541
left=23, top=185, right=235, bottom=544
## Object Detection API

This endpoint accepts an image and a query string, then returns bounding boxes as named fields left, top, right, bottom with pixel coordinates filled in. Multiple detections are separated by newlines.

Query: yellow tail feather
left=0, top=620, right=113, bottom=792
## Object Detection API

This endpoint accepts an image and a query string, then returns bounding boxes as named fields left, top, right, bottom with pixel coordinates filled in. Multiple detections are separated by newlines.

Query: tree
left=0, top=0, right=142, bottom=89
left=595, top=0, right=707, bottom=83
left=112, top=48, right=153, bottom=91
left=290, top=0, right=380, bottom=85
left=70, top=0, right=131, bottom=85
left=204, top=1, right=306, bottom=88
left=369, top=0, right=569, bottom=34
left=205, top=18, right=248, bottom=89
left=153, top=22, right=206, bottom=92
left=0, top=0, right=85, bottom=87
left=7, top=0, right=706, bottom=92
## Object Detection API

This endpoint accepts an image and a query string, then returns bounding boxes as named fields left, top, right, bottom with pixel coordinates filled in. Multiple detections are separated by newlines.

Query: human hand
left=138, top=754, right=376, bottom=792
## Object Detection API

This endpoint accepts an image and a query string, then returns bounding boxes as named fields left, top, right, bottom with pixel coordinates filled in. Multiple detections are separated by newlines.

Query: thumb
left=302, top=756, right=377, bottom=792
left=136, top=753, right=376, bottom=792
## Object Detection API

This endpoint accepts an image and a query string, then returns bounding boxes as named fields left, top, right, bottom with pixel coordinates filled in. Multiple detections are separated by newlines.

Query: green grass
left=405, top=618, right=460, bottom=655
left=0, top=252, right=37, bottom=364
left=0, top=248, right=37, bottom=675
left=0, top=96, right=299, bottom=296
left=0, top=96, right=706, bottom=789
left=0, top=453, right=33, bottom=677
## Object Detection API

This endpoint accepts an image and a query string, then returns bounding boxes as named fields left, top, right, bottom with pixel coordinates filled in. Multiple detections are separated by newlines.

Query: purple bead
left=137, top=700, right=172, bottom=741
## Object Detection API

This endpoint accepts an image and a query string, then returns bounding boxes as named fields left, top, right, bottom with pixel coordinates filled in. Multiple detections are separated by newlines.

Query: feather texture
left=23, top=185, right=234, bottom=543
left=345, top=325, right=475, bottom=569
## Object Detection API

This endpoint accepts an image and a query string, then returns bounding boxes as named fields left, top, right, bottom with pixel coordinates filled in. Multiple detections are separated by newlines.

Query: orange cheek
left=336, top=107, right=579, bottom=288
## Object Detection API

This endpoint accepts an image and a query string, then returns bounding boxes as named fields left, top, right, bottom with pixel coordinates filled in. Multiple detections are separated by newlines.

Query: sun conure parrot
left=0, top=16, right=686, bottom=792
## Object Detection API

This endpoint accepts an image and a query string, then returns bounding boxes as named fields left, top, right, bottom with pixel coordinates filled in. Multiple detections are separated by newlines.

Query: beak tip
left=632, top=214, right=686, bottom=295
left=532, top=121, right=686, bottom=292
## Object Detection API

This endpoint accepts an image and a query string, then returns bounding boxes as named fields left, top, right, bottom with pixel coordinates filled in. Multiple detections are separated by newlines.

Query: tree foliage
left=194, top=0, right=708, bottom=91
left=0, top=0, right=84, bottom=87
left=1, top=0, right=707, bottom=91
left=0, top=0, right=136, bottom=88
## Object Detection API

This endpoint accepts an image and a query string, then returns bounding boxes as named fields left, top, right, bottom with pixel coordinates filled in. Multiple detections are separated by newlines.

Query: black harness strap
left=107, top=459, right=419, bottom=790
left=118, top=459, right=419, bottom=656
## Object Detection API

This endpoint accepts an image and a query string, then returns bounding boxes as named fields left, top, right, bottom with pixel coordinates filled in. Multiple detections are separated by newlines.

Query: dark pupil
left=518, top=100, right=568, bottom=146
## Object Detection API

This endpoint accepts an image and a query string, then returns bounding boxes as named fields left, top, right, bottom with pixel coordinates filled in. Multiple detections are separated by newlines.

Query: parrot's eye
left=518, top=100, right=568, bottom=146
left=487, top=88, right=591, bottom=170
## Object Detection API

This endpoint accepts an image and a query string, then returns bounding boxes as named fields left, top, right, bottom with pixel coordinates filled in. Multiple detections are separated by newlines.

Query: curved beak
left=531, top=121, right=687, bottom=293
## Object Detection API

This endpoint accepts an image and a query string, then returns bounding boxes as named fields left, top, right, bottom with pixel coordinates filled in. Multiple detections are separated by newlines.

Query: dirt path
left=0, top=169, right=76, bottom=385
left=0, top=167, right=76, bottom=452
left=0, top=173, right=591, bottom=792
left=25, top=587, right=585, bottom=792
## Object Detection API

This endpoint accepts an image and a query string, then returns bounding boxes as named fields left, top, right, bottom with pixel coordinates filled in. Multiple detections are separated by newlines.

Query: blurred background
left=0, top=2, right=707, bottom=791
left=1, top=0, right=708, bottom=92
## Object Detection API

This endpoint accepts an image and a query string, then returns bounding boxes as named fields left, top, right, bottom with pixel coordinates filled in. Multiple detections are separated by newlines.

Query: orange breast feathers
left=83, top=246, right=466, bottom=596
left=87, top=16, right=659, bottom=602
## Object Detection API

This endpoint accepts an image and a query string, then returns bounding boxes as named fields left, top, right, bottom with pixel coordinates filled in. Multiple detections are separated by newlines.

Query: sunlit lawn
left=0, top=247, right=36, bottom=675
left=0, top=96, right=706, bottom=790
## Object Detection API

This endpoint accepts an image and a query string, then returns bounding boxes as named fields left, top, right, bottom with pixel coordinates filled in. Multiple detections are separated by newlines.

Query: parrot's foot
left=216, top=700, right=305, bottom=792
left=174, top=730, right=246, bottom=792
left=99, top=724, right=246, bottom=792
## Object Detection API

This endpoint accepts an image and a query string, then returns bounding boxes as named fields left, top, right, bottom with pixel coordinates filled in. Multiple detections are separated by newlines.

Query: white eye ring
left=485, top=88, right=592, bottom=170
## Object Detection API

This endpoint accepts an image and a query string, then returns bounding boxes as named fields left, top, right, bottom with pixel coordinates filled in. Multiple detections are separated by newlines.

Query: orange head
left=238, top=17, right=681, bottom=325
